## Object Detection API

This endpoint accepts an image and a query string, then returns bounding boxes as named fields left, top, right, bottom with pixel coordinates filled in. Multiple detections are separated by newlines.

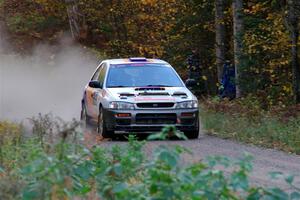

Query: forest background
left=1, top=0, right=300, bottom=153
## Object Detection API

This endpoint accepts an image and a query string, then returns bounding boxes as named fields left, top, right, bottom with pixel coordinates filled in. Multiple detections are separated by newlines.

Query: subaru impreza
left=81, top=58, right=199, bottom=138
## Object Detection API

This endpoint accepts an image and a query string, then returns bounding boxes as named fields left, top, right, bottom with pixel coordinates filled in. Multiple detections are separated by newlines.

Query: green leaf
left=22, top=188, right=39, bottom=200
left=187, top=163, right=206, bottom=176
left=266, top=188, right=289, bottom=200
left=285, top=174, right=294, bottom=185
left=269, top=171, right=283, bottom=180
left=75, top=162, right=93, bottom=181
left=0, top=166, right=4, bottom=173
left=247, top=188, right=263, bottom=200
left=291, top=192, right=300, bottom=200
left=113, top=163, right=123, bottom=176
left=159, top=151, right=177, bottom=166
left=113, top=183, right=127, bottom=193
left=230, top=170, right=249, bottom=191
left=174, top=131, right=188, bottom=140
left=147, top=132, right=166, bottom=140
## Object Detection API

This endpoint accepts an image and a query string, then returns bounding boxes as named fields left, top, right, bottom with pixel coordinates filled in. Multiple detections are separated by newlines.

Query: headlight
left=108, top=102, right=134, bottom=110
left=176, top=100, right=198, bottom=109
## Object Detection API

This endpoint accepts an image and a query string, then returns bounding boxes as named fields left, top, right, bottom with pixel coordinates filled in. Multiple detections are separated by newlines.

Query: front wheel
left=184, top=118, right=200, bottom=139
left=97, top=107, right=114, bottom=138
left=184, top=130, right=199, bottom=139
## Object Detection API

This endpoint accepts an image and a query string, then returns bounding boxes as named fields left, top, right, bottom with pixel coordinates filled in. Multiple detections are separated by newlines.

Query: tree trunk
left=232, top=0, right=244, bottom=98
left=291, top=28, right=300, bottom=103
left=215, top=0, right=226, bottom=83
left=288, top=0, right=300, bottom=103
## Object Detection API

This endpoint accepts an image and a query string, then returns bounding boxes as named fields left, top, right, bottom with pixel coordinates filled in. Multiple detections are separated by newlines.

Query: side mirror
left=89, top=80, right=102, bottom=88
left=185, top=79, right=197, bottom=87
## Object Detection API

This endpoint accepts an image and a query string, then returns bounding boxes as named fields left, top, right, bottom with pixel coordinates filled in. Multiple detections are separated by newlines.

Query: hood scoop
left=172, top=92, right=188, bottom=99
left=138, top=92, right=170, bottom=96
left=135, top=87, right=165, bottom=91
left=172, top=92, right=187, bottom=96
left=119, top=93, right=135, bottom=99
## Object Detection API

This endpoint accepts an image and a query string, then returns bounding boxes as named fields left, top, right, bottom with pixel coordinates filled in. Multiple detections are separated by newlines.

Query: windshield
left=106, top=64, right=184, bottom=88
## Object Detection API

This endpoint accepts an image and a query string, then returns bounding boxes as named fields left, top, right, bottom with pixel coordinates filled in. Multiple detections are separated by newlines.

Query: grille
left=136, top=113, right=177, bottom=124
left=116, top=119, right=131, bottom=125
left=137, top=103, right=175, bottom=108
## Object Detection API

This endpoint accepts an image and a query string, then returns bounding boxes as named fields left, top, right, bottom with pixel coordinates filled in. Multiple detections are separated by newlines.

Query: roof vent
left=129, top=57, right=147, bottom=62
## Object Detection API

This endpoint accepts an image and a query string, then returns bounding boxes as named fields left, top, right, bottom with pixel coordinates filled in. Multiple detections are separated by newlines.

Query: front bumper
left=103, top=108, right=199, bottom=133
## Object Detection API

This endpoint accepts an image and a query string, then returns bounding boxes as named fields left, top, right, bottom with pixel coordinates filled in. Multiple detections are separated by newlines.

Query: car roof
left=103, top=58, right=169, bottom=65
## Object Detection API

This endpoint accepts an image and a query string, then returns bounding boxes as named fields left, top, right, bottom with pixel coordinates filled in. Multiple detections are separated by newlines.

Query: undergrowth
left=0, top=114, right=299, bottom=199
left=201, top=96, right=300, bottom=154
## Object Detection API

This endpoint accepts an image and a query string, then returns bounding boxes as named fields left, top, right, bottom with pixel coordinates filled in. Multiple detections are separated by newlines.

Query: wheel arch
left=81, top=99, right=85, bottom=108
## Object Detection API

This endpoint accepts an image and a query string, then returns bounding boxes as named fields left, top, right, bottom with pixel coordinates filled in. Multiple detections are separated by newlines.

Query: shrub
left=0, top=116, right=299, bottom=199
left=0, top=121, right=23, bottom=171
left=201, top=97, right=300, bottom=154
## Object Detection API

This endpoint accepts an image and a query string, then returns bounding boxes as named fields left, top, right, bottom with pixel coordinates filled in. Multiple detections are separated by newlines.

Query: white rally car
left=81, top=57, right=199, bottom=138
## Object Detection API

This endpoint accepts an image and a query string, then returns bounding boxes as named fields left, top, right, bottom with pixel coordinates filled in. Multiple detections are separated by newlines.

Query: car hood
left=105, top=87, right=196, bottom=103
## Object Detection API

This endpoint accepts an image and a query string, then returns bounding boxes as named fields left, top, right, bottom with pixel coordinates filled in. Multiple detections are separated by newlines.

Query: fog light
left=181, top=112, right=194, bottom=117
left=115, top=113, right=131, bottom=118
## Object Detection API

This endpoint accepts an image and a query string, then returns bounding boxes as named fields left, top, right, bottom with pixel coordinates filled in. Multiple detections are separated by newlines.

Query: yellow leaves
left=266, top=13, right=275, bottom=20
left=244, top=3, right=267, bottom=15
left=0, top=121, right=21, bottom=137
left=138, top=46, right=164, bottom=57
left=141, top=0, right=157, bottom=6
left=203, top=22, right=215, bottom=32
left=89, top=0, right=184, bottom=58
left=262, top=45, right=272, bottom=51
left=242, top=2, right=294, bottom=103
left=280, top=60, right=290, bottom=65
left=283, top=85, right=292, bottom=94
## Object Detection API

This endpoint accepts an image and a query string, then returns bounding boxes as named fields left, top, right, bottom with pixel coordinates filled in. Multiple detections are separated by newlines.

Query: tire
left=80, top=104, right=89, bottom=129
left=97, top=107, right=114, bottom=138
left=185, top=130, right=199, bottom=139
left=184, top=118, right=200, bottom=139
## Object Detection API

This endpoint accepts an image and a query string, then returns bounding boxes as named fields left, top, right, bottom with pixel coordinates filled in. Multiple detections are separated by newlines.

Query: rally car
left=80, top=57, right=199, bottom=138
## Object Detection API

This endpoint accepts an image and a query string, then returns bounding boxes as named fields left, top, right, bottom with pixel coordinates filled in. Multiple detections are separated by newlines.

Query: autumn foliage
left=1, top=0, right=300, bottom=105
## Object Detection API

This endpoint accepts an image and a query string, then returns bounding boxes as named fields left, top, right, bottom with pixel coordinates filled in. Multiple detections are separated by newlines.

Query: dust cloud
left=0, top=32, right=99, bottom=121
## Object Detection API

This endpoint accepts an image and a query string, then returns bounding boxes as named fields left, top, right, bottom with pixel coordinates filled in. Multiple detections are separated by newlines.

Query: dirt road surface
left=85, top=130, right=300, bottom=189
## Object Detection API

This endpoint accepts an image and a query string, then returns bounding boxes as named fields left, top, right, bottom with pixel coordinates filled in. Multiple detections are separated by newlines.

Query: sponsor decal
left=92, top=92, right=99, bottom=105
left=101, top=90, right=106, bottom=97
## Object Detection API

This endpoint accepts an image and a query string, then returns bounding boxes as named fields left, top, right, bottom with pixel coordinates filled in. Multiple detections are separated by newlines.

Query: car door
left=85, top=64, right=102, bottom=119
left=86, top=63, right=108, bottom=119
left=93, top=64, right=108, bottom=117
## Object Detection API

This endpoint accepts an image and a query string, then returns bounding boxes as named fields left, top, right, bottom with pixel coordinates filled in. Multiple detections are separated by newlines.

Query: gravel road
left=91, top=131, right=300, bottom=189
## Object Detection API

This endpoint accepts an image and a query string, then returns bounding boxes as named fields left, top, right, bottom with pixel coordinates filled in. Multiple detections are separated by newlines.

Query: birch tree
left=232, top=0, right=244, bottom=98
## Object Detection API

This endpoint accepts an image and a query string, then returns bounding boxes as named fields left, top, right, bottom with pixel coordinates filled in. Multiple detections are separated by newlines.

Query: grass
left=200, top=97, right=300, bottom=154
